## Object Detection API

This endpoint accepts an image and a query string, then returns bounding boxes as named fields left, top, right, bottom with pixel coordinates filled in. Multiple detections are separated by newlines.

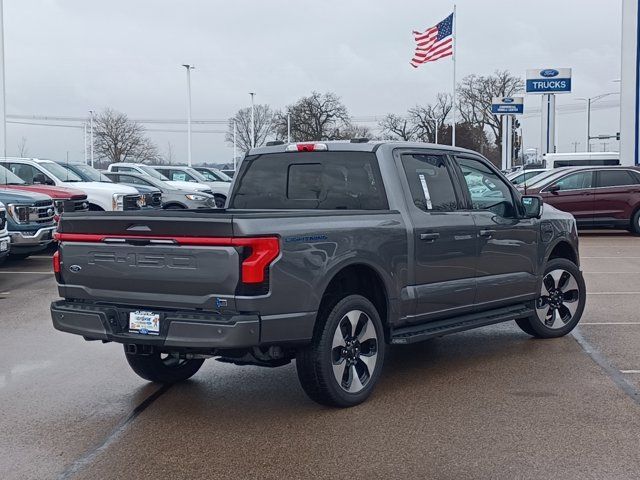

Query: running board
left=391, top=304, right=533, bottom=345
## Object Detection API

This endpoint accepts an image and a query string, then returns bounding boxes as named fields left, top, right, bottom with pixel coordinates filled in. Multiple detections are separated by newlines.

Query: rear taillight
left=53, top=250, right=61, bottom=282
left=234, top=237, right=280, bottom=284
left=285, top=143, right=328, bottom=152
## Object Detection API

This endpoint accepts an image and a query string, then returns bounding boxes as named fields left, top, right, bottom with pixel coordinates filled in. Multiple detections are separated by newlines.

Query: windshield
left=0, top=165, right=25, bottom=185
left=199, top=167, right=232, bottom=182
left=525, top=168, right=572, bottom=189
left=40, top=162, right=83, bottom=182
left=184, top=167, right=209, bottom=182
left=63, top=164, right=112, bottom=182
left=139, top=165, right=170, bottom=180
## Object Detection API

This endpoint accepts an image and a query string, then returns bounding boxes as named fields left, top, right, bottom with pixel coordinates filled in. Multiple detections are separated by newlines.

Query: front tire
left=630, top=209, right=640, bottom=235
left=124, top=347, right=204, bottom=384
left=516, top=258, right=586, bottom=338
left=296, top=294, right=386, bottom=407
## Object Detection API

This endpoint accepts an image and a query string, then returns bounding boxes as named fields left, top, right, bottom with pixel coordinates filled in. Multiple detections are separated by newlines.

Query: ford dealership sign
left=491, top=97, right=524, bottom=115
left=526, top=68, right=572, bottom=94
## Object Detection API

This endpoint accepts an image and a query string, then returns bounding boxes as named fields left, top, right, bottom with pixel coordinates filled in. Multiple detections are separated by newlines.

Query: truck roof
left=248, top=140, right=480, bottom=156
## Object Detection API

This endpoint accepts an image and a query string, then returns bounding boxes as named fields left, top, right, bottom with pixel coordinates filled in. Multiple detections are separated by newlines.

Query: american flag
left=410, top=13, right=454, bottom=68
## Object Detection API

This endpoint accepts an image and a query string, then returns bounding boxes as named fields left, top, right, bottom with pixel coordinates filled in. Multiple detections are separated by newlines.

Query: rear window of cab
left=230, top=152, right=388, bottom=210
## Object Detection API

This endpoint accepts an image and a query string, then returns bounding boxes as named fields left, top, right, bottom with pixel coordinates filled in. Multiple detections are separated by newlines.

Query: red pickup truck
left=0, top=165, right=88, bottom=219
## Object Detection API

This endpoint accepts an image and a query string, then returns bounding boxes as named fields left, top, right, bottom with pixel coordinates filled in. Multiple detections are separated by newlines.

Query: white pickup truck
left=0, top=158, right=141, bottom=211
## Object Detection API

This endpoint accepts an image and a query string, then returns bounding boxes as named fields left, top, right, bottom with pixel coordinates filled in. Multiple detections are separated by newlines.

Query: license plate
left=0, top=240, right=7, bottom=252
left=129, top=311, right=160, bottom=335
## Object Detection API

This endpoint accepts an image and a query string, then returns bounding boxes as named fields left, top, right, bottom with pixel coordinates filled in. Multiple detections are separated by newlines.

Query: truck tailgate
left=56, top=211, right=241, bottom=310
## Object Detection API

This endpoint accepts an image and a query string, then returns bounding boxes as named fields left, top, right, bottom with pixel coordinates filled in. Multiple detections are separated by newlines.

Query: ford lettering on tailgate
left=88, top=251, right=197, bottom=269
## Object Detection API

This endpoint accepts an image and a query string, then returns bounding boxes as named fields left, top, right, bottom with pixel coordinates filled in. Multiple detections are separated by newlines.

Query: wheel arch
left=546, top=239, right=578, bottom=266
left=316, top=262, right=391, bottom=341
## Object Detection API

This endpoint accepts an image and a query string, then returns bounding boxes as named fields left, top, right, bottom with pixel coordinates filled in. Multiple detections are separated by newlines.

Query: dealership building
left=621, top=0, right=640, bottom=166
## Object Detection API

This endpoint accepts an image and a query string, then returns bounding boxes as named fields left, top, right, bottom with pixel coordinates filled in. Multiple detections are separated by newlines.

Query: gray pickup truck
left=51, top=141, right=586, bottom=407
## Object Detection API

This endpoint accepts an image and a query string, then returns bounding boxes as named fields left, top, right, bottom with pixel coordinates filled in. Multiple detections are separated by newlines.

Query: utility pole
left=601, top=141, right=609, bottom=152
left=249, top=92, right=256, bottom=148
left=0, top=0, right=6, bottom=158
left=233, top=120, right=237, bottom=171
left=182, top=64, right=194, bottom=166
left=83, top=123, right=87, bottom=163
left=571, top=141, right=580, bottom=152
left=89, top=110, right=94, bottom=168
left=287, top=113, right=291, bottom=143
left=586, top=98, right=591, bottom=152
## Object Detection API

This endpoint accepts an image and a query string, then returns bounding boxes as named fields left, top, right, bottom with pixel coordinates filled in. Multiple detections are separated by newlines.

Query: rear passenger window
left=552, top=171, right=593, bottom=191
left=401, top=154, right=458, bottom=211
left=231, top=152, right=387, bottom=210
left=597, top=170, right=637, bottom=188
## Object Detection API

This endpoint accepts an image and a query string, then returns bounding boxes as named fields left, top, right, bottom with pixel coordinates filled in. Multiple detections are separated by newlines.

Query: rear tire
left=516, top=258, right=586, bottom=338
left=630, top=209, right=640, bottom=235
left=296, top=294, right=386, bottom=407
left=124, top=347, right=204, bottom=384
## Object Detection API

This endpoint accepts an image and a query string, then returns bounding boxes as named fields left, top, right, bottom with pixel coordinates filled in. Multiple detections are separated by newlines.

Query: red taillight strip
left=54, top=233, right=280, bottom=284
left=53, top=250, right=61, bottom=274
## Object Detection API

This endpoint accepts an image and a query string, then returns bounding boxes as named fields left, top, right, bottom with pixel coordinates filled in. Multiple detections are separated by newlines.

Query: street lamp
left=249, top=92, right=256, bottom=148
left=576, top=92, right=619, bottom=152
left=182, top=64, right=194, bottom=166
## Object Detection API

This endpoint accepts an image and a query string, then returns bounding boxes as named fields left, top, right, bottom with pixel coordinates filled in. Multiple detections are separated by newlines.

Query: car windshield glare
left=0, top=165, right=25, bottom=184
left=40, top=162, right=83, bottom=182
left=140, top=166, right=169, bottom=180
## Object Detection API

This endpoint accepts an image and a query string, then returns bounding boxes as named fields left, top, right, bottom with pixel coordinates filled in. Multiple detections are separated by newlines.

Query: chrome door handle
left=479, top=229, right=494, bottom=238
left=419, top=232, right=440, bottom=242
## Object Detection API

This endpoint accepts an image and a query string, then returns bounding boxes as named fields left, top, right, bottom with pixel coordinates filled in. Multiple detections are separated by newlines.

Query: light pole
left=0, top=0, right=6, bottom=158
left=577, top=92, right=619, bottom=152
left=89, top=110, right=94, bottom=167
left=249, top=92, right=256, bottom=148
left=182, top=64, right=194, bottom=166
left=287, top=113, right=291, bottom=143
left=233, top=120, right=237, bottom=171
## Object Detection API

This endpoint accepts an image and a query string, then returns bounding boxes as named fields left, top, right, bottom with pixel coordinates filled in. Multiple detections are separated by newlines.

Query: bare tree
left=274, top=92, right=351, bottom=141
left=378, top=114, right=418, bottom=140
left=409, top=93, right=453, bottom=142
left=457, top=70, right=524, bottom=150
left=16, top=137, right=29, bottom=157
left=225, top=104, right=274, bottom=153
left=162, top=141, right=175, bottom=165
left=93, top=109, right=158, bottom=164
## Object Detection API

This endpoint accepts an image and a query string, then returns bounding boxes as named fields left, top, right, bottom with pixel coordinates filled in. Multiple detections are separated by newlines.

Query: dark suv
left=523, top=166, right=640, bottom=233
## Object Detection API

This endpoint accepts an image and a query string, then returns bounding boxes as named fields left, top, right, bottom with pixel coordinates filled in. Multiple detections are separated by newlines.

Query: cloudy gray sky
left=4, top=0, right=623, bottom=164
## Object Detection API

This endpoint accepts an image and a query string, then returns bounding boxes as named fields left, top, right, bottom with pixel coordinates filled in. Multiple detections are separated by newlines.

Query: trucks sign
left=526, top=68, right=572, bottom=94
left=491, top=97, right=524, bottom=115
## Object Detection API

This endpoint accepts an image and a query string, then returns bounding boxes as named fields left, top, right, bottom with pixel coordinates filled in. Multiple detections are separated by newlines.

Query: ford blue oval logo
left=502, top=98, right=514, bottom=103
left=69, top=265, right=82, bottom=273
left=540, top=69, right=559, bottom=78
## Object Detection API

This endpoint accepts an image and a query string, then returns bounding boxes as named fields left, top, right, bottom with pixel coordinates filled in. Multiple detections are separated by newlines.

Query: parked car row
left=514, top=165, right=640, bottom=233
left=0, top=158, right=233, bottom=259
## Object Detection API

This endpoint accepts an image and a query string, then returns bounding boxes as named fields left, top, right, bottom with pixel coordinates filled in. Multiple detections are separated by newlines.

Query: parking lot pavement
left=1, top=234, right=639, bottom=480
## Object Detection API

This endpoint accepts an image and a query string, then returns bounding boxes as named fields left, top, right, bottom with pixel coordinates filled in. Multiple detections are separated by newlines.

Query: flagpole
left=452, top=4, right=457, bottom=147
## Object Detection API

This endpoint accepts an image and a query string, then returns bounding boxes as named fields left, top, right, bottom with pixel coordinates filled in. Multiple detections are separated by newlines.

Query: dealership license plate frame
left=129, top=310, right=161, bottom=335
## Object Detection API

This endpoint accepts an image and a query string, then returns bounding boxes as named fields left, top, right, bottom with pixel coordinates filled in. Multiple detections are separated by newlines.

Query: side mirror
left=547, top=184, right=560, bottom=194
left=522, top=195, right=543, bottom=219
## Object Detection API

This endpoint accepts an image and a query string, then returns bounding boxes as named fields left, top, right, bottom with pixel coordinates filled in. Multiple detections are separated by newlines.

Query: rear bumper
left=9, top=226, right=56, bottom=247
left=51, top=300, right=260, bottom=349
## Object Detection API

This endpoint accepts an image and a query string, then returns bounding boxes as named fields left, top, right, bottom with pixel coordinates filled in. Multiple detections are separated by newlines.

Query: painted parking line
left=588, top=292, right=640, bottom=295
left=582, top=257, right=640, bottom=259
left=581, top=322, right=640, bottom=325
left=620, top=370, right=640, bottom=374
left=0, top=271, right=52, bottom=274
